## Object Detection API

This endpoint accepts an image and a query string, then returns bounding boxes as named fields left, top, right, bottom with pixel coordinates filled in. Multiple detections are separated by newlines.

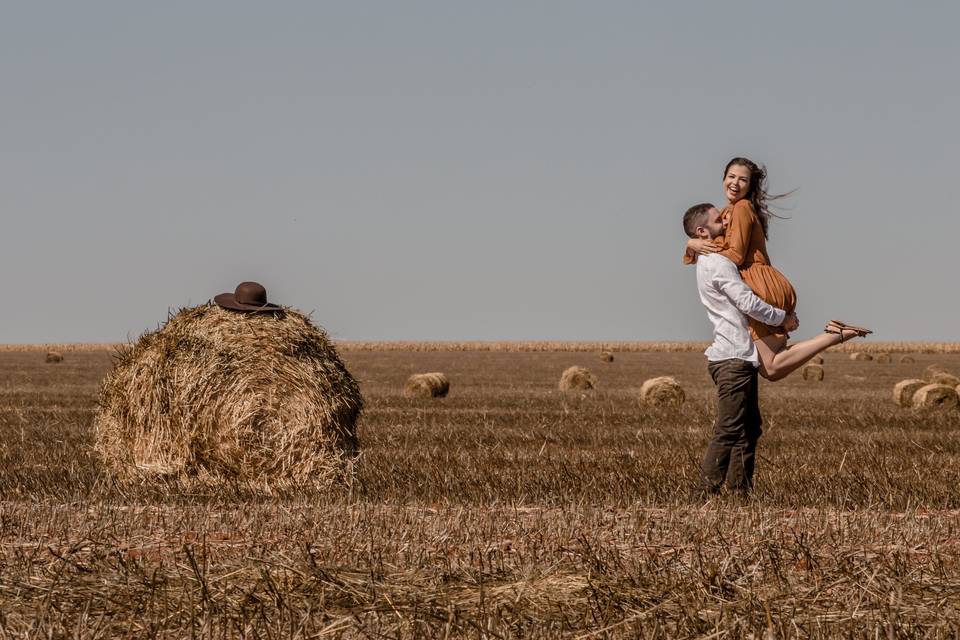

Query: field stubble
left=1, top=347, right=960, bottom=637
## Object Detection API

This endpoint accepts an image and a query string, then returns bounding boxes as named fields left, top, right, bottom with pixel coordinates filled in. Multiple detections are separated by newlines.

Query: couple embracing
left=682, top=157, right=871, bottom=499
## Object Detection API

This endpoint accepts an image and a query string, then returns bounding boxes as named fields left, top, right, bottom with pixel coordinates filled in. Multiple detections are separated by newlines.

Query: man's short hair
left=683, top=203, right=715, bottom=238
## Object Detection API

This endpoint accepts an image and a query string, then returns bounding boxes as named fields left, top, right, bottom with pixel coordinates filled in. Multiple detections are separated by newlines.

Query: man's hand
left=781, top=312, right=799, bottom=333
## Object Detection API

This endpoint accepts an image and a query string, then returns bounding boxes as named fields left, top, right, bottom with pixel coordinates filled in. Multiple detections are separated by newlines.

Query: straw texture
left=94, top=304, right=362, bottom=486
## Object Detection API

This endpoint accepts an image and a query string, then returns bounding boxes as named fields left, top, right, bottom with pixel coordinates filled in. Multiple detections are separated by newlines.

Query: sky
left=2, top=1, right=958, bottom=343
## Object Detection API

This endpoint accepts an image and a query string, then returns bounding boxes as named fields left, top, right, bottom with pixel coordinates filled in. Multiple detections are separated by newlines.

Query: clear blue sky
left=2, top=2, right=957, bottom=342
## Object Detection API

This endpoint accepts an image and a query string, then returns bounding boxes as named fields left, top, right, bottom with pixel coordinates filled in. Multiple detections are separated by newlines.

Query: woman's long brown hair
left=724, top=157, right=791, bottom=239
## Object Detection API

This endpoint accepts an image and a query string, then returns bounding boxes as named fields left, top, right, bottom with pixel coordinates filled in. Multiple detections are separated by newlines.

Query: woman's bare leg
left=756, top=329, right=859, bottom=381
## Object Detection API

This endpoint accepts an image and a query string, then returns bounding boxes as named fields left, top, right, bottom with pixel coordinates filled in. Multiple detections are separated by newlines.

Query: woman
left=684, top=157, right=870, bottom=380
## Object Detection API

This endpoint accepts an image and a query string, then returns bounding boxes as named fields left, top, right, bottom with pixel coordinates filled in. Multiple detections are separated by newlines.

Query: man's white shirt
left=696, top=253, right=786, bottom=365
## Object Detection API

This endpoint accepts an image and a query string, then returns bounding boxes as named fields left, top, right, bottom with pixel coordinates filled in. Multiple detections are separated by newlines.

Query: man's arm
left=711, top=257, right=786, bottom=327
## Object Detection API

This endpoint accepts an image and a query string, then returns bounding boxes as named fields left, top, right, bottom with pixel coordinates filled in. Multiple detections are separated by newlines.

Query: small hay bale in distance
left=559, top=366, right=597, bottom=391
left=925, top=364, right=949, bottom=381
left=639, top=376, right=685, bottom=406
left=45, top=351, right=63, bottom=363
left=930, top=372, right=960, bottom=388
left=849, top=352, right=873, bottom=361
left=599, top=351, right=614, bottom=363
left=899, top=355, right=916, bottom=364
left=403, top=372, right=450, bottom=398
left=93, top=304, right=363, bottom=486
left=912, top=384, right=960, bottom=410
left=893, top=379, right=927, bottom=408
left=875, top=353, right=892, bottom=364
left=810, top=355, right=824, bottom=364
left=801, top=364, right=824, bottom=381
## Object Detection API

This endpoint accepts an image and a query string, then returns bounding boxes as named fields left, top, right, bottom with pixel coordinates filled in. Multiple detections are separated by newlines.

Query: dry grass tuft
left=801, top=363, right=824, bottom=381
left=912, top=384, right=959, bottom=410
left=639, top=376, right=685, bottom=406
left=893, top=379, right=927, bottom=408
left=899, top=355, right=916, bottom=364
left=44, top=351, right=63, bottom=363
left=93, top=304, right=362, bottom=486
left=875, top=352, right=892, bottom=364
left=599, top=351, right=614, bottom=363
left=810, top=354, right=824, bottom=364
left=559, top=366, right=596, bottom=391
left=850, top=352, right=873, bottom=361
left=403, top=372, right=450, bottom=398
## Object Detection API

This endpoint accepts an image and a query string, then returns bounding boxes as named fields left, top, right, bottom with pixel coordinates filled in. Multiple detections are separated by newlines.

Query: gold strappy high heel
left=825, top=320, right=872, bottom=343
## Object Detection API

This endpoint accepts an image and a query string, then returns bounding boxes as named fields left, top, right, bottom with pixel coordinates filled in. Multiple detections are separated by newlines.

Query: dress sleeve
left=717, top=201, right=754, bottom=266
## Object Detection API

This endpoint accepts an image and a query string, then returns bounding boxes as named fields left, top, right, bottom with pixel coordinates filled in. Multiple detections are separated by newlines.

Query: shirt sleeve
left=711, top=258, right=786, bottom=327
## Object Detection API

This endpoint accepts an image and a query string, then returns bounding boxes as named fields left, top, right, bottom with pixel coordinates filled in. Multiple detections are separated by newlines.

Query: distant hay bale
left=930, top=372, right=960, bottom=388
left=893, top=379, right=927, bottom=408
left=559, top=366, right=597, bottom=391
left=899, top=355, right=916, bottom=364
left=93, top=304, right=362, bottom=486
left=925, top=364, right=949, bottom=381
left=45, top=351, right=63, bottom=363
left=403, top=372, right=450, bottom=398
left=912, top=384, right=959, bottom=410
left=639, top=376, right=685, bottom=406
left=801, top=364, right=824, bottom=381
left=599, top=351, right=614, bottom=363
left=849, top=352, right=873, bottom=361
left=875, top=353, right=892, bottom=364
left=810, top=355, right=824, bottom=364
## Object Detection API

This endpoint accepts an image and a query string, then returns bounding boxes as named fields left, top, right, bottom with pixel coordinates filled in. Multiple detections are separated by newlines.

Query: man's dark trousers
left=701, top=358, right=762, bottom=494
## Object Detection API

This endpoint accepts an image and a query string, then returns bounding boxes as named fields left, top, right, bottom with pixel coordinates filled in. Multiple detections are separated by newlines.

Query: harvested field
left=1, top=345, right=960, bottom=637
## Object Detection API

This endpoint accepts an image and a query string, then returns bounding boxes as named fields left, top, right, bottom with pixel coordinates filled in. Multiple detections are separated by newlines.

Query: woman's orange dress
left=685, top=200, right=797, bottom=341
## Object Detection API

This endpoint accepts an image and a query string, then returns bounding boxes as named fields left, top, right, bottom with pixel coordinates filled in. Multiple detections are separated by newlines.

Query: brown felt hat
left=214, top=281, right=283, bottom=313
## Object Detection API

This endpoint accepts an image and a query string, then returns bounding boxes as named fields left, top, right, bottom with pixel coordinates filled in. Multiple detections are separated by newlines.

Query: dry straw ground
left=1, top=345, right=960, bottom=637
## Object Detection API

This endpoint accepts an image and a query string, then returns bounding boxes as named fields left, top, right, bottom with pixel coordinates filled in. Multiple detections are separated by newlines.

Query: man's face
left=697, top=207, right=725, bottom=240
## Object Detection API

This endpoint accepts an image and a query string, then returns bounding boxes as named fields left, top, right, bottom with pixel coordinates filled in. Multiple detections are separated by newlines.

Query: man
left=682, top=203, right=798, bottom=496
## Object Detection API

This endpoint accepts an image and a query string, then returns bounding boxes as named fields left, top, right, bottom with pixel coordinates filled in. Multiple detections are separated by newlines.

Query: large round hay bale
left=801, top=364, right=824, bottom=381
left=403, top=372, right=450, bottom=398
left=924, top=364, right=948, bottom=381
left=899, top=355, right=915, bottom=364
left=639, top=376, right=685, bottom=406
left=912, top=384, right=959, bottom=410
left=810, top=355, right=824, bottom=365
left=893, top=379, right=927, bottom=408
left=930, top=372, right=960, bottom=388
left=559, top=366, right=596, bottom=391
left=849, top=352, right=873, bottom=361
left=875, top=353, right=892, bottom=364
left=599, top=351, right=614, bottom=363
left=45, top=351, right=63, bottom=363
left=94, top=304, right=362, bottom=485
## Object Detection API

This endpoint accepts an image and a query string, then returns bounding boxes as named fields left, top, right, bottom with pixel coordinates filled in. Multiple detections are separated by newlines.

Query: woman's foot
left=827, top=320, right=872, bottom=336
left=825, top=320, right=872, bottom=343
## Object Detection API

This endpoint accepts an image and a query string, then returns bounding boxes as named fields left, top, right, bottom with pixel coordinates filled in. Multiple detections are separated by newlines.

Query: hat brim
left=214, top=293, right=283, bottom=313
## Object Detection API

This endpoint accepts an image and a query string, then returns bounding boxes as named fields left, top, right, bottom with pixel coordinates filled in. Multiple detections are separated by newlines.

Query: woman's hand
left=686, top=238, right=721, bottom=256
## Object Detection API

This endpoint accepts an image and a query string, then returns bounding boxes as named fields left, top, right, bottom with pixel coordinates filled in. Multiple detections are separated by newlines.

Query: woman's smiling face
left=723, top=163, right=751, bottom=204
